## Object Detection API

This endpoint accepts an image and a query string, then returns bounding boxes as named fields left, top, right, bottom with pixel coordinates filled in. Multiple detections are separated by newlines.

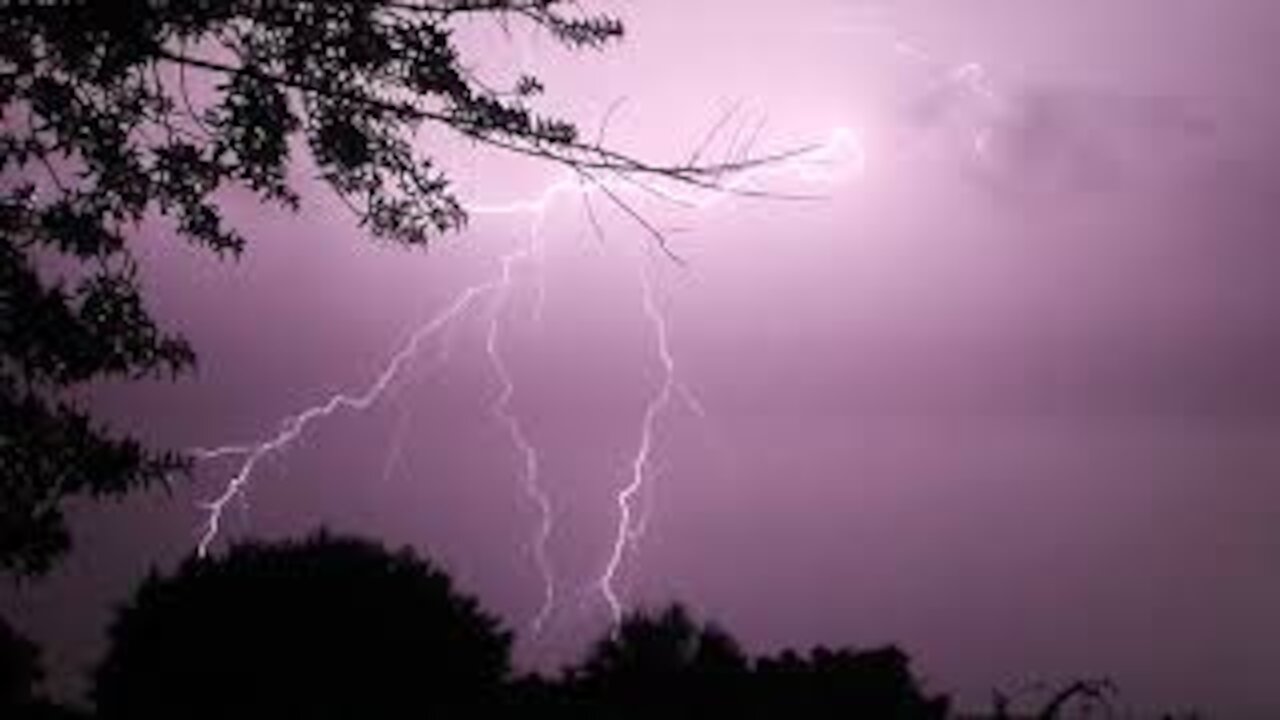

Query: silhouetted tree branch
left=991, top=677, right=1118, bottom=720
left=0, top=1, right=796, bottom=577
left=1035, top=679, right=1116, bottom=720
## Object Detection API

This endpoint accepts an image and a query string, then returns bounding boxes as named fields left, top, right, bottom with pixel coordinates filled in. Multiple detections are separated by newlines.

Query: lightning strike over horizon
left=185, top=21, right=1007, bottom=636
left=186, top=125, right=870, bottom=635
left=8, top=2, right=1266, bottom=713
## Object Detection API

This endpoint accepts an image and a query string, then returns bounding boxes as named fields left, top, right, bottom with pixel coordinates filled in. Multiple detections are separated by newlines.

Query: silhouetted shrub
left=1, top=614, right=42, bottom=711
left=1, top=615, right=88, bottom=720
left=557, top=604, right=949, bottom=719
left=93, top=531, right=511, bottom=720
left=752, top=645, right=950, bottom=719
left=573, top=604, right=749, bottom=718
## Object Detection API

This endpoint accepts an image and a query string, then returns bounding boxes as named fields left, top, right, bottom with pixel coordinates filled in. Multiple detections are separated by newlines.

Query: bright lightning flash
left=189, top=26, right=1005, bottom=637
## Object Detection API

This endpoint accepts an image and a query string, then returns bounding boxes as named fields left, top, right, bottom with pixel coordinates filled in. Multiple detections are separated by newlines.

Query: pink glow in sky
left=5, top=2, right=1280, bottom=716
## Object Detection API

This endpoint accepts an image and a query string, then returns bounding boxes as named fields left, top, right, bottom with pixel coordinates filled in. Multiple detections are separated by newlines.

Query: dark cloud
left=903, top=76, right=1220, bottom=198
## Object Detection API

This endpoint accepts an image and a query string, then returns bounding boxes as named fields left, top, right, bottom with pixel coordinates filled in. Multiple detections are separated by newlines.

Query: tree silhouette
left=1, top=614, right=42, bottom=711
left=92, top=531, right=511, bottom=720
left=1, top=614, right=86, bottom=720
left=574, top=604, right=750, bottom=718
left=0, top=1, right=791, bottom=577
left=751, top=645, right=951, bottom=719
left=558, top=604, right=949, bottom=719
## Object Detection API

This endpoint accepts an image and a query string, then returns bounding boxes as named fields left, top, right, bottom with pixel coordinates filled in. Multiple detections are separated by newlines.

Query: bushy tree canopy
left=566, top=604, right=949, bottom=720
left=574, top=604, right=748, bottom=718
left=0, top=614, right=43, bottom=710
left=93, top=531, right=512, bottom=720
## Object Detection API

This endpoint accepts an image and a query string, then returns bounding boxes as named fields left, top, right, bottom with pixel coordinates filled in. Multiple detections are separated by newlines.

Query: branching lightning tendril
left=597, top=261, right=678, bottom=625
left=483, top=238, right=555, bottom=636
left=191, top=280, right=500, bottom=559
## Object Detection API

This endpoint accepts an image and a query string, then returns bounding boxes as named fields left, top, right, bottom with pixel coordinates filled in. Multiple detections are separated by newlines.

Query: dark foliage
left=92, top=531, right=512, bottom=720
left=89, top=535, right=953, bottom=719
left=1, top=613, right=42, bottom=709
left=0, top=0, right=774, bottom=578
left=572, top=604, right=751, bottom=718
left=70, top=530, right=1201, bottom=718
left=514, top=604, right=950, bottom=720
left=751, top=644, right=951, bottom=719
left=1, top=614, right=87, bottom=720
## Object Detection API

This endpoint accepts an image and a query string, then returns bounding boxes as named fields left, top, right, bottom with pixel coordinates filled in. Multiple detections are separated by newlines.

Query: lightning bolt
left=482, top=237, right=554, bottom=637
left=597, top=260, right=679, bottom=625
left=191, top=174, right=571, bottom=635
left=187, top=9, right=1214, bottom=646
left=191, top=277, right=501, bottom=559
left=187, top=17, right=1002, bottom=636
left=189, top=128, right=865, bottom=636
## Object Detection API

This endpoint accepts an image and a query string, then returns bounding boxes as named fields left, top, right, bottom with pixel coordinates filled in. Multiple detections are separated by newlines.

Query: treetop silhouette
left=77, top=532, right=1196, bottom=719
left=566, top=603, right=949, bottom=720
left=1, top=613, right=43, bottom=711
left=92, top=531, right=512, bottom=720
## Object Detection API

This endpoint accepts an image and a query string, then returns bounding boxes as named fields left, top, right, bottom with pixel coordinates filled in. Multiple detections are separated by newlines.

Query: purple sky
left=5, top=1, right=1280, bottom=716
